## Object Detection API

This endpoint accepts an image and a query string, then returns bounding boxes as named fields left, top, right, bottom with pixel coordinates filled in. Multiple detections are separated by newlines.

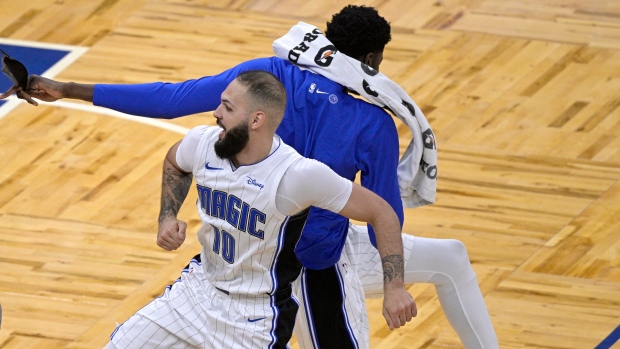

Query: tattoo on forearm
left=382, top=254, right=405, bottom=285
left=159, top=165, right=192, bottom=223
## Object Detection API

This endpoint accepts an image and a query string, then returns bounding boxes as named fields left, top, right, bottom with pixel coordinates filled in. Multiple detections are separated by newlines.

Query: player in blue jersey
left=2, top=5, right=498, bottom=349
left=104, top=70, right=415, bottom=348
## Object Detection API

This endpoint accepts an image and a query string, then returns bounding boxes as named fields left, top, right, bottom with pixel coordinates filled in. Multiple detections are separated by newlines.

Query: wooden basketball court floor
left=0, top=0, right=619, bottom=348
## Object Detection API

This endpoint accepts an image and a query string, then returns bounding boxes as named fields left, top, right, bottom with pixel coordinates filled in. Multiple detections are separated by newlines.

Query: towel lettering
left=361, top=62, right=379, bottom=76
left=402, top=99, right=416, bottom=118
left=422, top=129, right=436, bottom=150
left=363, top=80, right=379, bottom=97
left=420, top=158, right=438, bottom=179
left=288, top=29, right=322, bottom=64
left=314, top=45, right=337, bottom=67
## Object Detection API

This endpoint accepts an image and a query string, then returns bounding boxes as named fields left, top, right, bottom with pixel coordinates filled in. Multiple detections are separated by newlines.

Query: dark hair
left=235, top=70, right=287, bottom=124
left=325, top=5, right=391, bottom=59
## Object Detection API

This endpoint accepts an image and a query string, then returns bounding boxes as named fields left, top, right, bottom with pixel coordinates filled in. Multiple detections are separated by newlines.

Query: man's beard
left=214, top=121, right=250, bottom=160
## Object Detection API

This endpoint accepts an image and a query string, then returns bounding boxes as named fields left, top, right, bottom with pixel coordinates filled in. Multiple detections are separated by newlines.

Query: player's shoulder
left=186, top=125, right=219, bottom=141
left=264, top=57, right=393, bottom=122
left=351, top=96, right=390, bottom=115
left=285, top=156, right=332, bottom=181
left=268, top=57, right=342, bottom=86
left=250, top=56, right=301, bottom=75
left=344, top=95, right=396, bottom=128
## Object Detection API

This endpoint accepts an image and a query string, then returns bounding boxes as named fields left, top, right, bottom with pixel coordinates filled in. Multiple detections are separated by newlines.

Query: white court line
left=51, top=99, right=190, bottom=134
left=0, top=39, right=188, bottom=134
left=0, top=38, right=89, bottom=82
left=1, top=96, right=189, bottom=135
left=0, top=38, right=87, bottom=121
left=0, top=38, right=89, bottom=52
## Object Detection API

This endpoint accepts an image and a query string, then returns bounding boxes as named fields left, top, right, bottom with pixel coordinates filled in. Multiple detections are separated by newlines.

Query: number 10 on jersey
left=211, top=225, right=235, bottom=263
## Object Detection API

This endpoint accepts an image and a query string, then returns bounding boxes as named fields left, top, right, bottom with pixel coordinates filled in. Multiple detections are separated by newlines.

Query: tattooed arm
left=337, top=183, right=417, bottom=330
left=157, top=140, right=193, bottom=251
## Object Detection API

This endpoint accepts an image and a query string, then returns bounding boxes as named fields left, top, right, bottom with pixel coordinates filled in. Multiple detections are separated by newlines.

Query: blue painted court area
left=0, top=43, right=71, bottom=107
left=596, top=325, right=620, bottom=349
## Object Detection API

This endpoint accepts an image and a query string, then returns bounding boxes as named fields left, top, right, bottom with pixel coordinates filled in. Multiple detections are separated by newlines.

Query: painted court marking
left=2, top=96, right=190, bottom=135
left=0, top=38, right=188, bottom=135
left=595, top=325, right=620, bottom=349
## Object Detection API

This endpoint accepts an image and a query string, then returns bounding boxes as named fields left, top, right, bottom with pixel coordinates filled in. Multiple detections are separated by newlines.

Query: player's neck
left=229, top=135, right=274, bottom=168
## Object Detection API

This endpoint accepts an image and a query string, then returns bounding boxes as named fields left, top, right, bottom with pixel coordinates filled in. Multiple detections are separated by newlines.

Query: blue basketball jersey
left=93, top=57, right=403, bottom=269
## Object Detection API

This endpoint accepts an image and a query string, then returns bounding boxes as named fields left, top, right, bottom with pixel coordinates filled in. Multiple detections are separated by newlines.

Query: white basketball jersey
left=190, top=126, right=304, bottom=296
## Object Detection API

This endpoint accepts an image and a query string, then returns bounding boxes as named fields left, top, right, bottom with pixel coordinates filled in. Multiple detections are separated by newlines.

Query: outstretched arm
left=1, top=57, right=278, bottom=118
left=338, top=183, right=417, bottom=330
left=157, top=140, right=193, bottom=251
left=0, top=75, right=94, bottom=106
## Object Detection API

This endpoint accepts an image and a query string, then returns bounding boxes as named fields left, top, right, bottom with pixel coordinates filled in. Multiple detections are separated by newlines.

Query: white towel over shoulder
left=273, top=22, right=437, bottom=208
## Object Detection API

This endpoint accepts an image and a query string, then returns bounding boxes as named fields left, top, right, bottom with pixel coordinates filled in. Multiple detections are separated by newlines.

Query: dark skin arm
left=0, top=75, right=94, bottom=106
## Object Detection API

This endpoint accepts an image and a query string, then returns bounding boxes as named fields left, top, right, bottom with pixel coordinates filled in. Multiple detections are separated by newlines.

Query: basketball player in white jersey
left=104, top=70, right=416, bottom=348
left=3, top=8, right=498, bottom=348
left=4, top=60, right=499, bottom=349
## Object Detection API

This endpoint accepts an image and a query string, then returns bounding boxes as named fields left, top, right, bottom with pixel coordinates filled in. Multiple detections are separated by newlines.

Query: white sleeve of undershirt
left=176, top=126, right=209, bottom=173
left=276, top=158, right=353, bottom=216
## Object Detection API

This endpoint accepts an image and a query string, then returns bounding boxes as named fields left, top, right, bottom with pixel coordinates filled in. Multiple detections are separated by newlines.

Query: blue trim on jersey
left=300, top=269, right=320, bottom=349
left=156, top=258, right=203, bottom=299
left=335, top=266, right=360, bottom=349
left=232, top=136, right=282, bottom=172
left=110, top=323, right=121, bottom=340
left=268, top=216, right=290, bottom=348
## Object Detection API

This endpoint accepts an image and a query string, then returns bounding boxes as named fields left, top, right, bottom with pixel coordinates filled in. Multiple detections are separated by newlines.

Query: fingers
left=177, top=221, right=187, bottom=241
left=0, top=85, right=39, bottom=106
left=0, top=87, right=16, bottom=99
left=157, top=219, right=187, bottom=251
left=16, top=90, right=38, bottom=106
left=0, top=86, right=20, bottom=100
left=1, top=75, right=64, bottom=104
left=157, top=232, right=179, bottom=251
left=382, top=307, right=395, bottom=331
left=383, top=291, right=417, bottom=331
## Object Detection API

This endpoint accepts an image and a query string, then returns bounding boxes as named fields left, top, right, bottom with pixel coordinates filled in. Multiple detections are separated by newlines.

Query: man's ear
left=363, top=52, right=374, bottom=66
left=250, top=111, right=266, bottom=130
